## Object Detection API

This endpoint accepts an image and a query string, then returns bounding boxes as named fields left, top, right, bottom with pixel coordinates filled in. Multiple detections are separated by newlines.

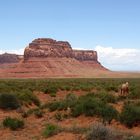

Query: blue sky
left=0, top=0, right=140, bottom=71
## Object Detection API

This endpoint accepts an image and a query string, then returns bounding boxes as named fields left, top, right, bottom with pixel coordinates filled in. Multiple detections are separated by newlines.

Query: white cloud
left=95, top=45, right=140, bottom=71
left=0, top=48, right=24, bottom=55
left=0, top=50, right=4, bottom=54
left=73, top=47, right=88, bottom=50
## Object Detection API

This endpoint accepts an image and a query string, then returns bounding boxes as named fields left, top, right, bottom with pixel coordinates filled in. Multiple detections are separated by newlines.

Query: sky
left=0, top=0, right=140, bottom=71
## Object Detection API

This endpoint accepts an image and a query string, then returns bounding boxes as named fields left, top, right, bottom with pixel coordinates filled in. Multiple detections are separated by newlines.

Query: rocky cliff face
left=72, top=50, right=97, bottom=61
left=0, top=53, right=19, bottom=64
left=24, top=38, right=73, bottom=60
left=24, top=38, right=98, bottom=62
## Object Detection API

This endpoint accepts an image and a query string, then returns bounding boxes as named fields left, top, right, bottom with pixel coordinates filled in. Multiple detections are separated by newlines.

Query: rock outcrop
left=72, top=50, right=97, bottom=61
left=0, top=53, right=20, bottom=64
left=24, top=38, right=98, bottom=62
left=24, top=38, right=73, bottom=60
left=0, top=38, right=108, bottom=78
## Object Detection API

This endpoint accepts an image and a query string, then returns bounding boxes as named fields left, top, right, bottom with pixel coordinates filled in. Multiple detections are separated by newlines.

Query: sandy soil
left=0, top=90, right=140, bottom=140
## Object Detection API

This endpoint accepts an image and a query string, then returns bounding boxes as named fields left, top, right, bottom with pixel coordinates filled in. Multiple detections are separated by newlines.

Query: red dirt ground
left=0, top=90, right=140, bottom=140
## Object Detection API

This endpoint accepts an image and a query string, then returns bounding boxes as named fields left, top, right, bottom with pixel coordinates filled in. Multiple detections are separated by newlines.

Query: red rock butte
left=0, top=38, right=109, bottom=78
left=24, top=38, right=98, bottom=61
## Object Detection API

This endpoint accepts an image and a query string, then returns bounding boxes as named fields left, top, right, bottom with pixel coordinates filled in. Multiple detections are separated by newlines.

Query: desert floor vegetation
left=0, top=78, right=139, bottom=139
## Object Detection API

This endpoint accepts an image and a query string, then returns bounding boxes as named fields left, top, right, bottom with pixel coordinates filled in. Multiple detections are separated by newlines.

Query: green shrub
left=105, top=84, right=118, bottom=92
left=3, top=117, right=24, bottom=130
left=71, top=94, right=88, bottom=117
left=50, top=93, right=78, bottom=111
left=126, top=82, right=140, bottom=99
left=128, top=92, right=140, bottom=99
left=95, top=92, right=117, bottom=103
left=21, top=108, right=44, bottom=118
left=17, top=90, right=40, bottom=106
left=31, top=96, right=40, bottom=106
left=128, top=86, right=140, bottom=99
left=62, top=86, right=71, bottom=91
left=44, top=85, right=58, bottom=95
left=47, top=101, right=62, bottom=112
left=120, top=103, right=140, bottom=128
left=71, top=103, right=84, bottom=117
left=47, top=99, right=69, bottom=112
left=43, top=123, right=60, bottom=138
left=71, top=93, right=118, bottom=123
left=71, top=95, right=104, bottom=117
left=83, top=98, right=103, bottom=116
left=0, top=93, right=20, bottom=110
left=100, top=105, right=119, bottom=124
left=86, top=123, right=117, bottom=140
left=79, top=85, right=92, bottom=91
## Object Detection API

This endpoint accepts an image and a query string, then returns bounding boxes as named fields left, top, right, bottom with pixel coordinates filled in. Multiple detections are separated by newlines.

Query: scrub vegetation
left=0, top=78, right=139, bottom=139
